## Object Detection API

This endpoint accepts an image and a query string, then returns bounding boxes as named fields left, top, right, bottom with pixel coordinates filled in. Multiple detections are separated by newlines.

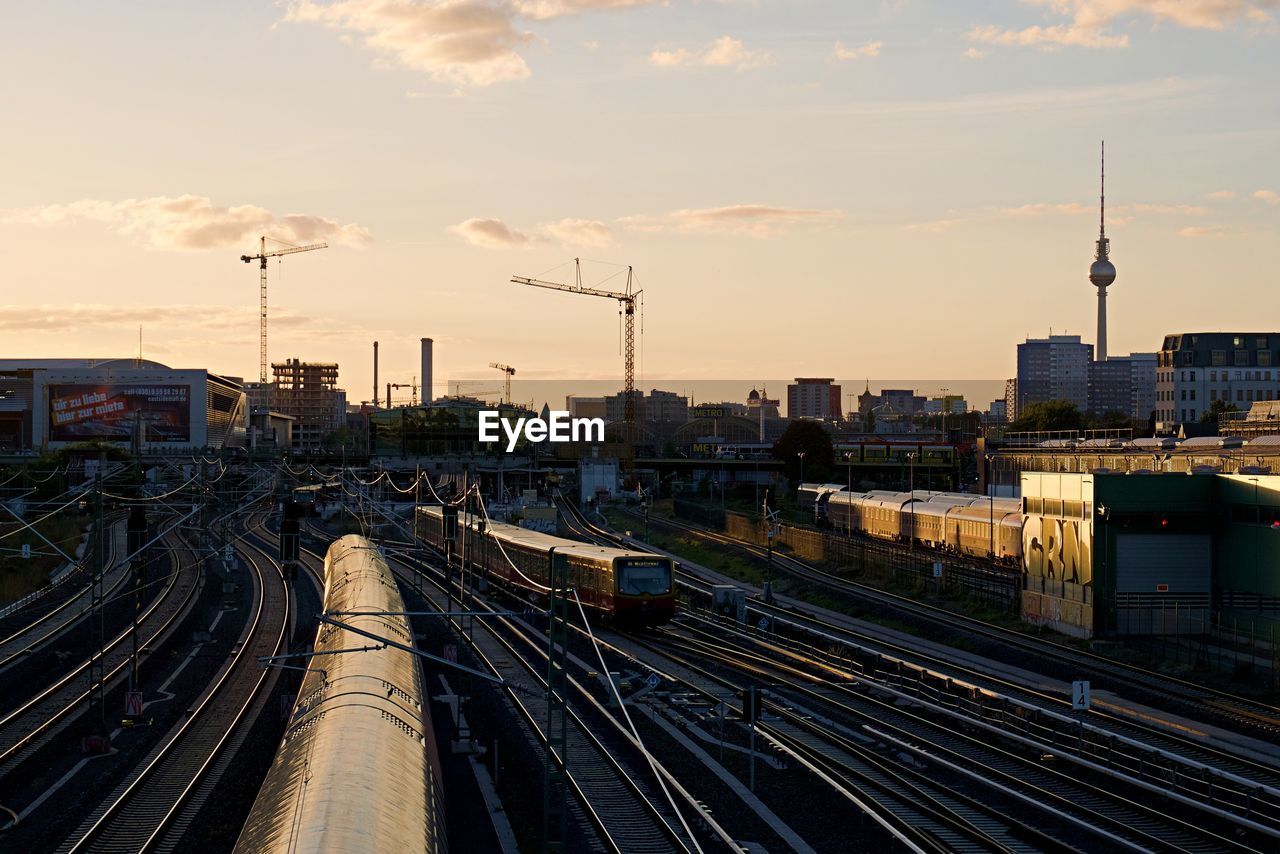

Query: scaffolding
left=270, top=359, right=344, bottom=451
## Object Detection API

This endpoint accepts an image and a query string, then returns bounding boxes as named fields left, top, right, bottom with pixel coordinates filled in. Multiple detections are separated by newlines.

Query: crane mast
left=490, top=363, right=515, bottom=404
left=240, top=236, right=327, bottom=384
left=512, top=259, right=641, bottom=423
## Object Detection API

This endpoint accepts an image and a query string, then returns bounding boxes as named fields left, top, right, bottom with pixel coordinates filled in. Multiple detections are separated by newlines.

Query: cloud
left=968, top=22, right=1128, bottom=49
left=650, top=36, right=774, bottom=71
left=2, top=195, right=371, bottom=250
left=831, top=40, right=883, bottom=60
left=542, top=218, right=614, bottom=247
left=282, top=0, right=666, bottom=88
left=1254, top=189, right=1280, bottom=205
left=0, top=303, right=356, bottom=348
left=968, top=0, right=1276, bottom=51
left=1179, top=225, right=1230, bottom=238
left=1001, top=202, right=1091, bottom=216
left=1207, top=190, right=1237, bottom=199
left=963, top=47, right=989, bottom=59
left=999, top=201, right=1205, bottom=217
left=514, top=0, right=663, bottom=20
left=448, top=217, right=532, bottom=248
left=447, top=216, right=612, bottom=248
left=620, top=204, right=842, bottom=236
left=902, top=218, right=963, bottom=233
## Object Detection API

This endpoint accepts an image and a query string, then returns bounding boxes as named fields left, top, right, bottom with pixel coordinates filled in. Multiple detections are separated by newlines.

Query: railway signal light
left=740, top=685, right=758, bottom=724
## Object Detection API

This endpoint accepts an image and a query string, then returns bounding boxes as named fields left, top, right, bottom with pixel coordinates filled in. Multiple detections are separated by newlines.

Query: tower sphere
left=1089, top=258, right=1115, bottom=288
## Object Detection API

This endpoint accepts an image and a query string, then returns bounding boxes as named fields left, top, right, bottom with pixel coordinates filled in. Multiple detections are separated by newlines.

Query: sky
left=1, top=0, right=1278, bottom=408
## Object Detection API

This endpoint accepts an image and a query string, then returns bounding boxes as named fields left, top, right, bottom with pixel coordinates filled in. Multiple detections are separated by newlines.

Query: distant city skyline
left=442, top=378, right=1008, bottom=419
left=3, top=2, right=1278, bottom=400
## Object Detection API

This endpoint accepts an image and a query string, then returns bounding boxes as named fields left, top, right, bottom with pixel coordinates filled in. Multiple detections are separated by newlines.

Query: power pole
left=544, top=546, right=569, bottom=851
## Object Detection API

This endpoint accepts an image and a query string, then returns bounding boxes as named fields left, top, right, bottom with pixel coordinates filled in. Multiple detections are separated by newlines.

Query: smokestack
left=373, top=341, right=380, bottom=408
left=420, top=338, right=433, bottom=408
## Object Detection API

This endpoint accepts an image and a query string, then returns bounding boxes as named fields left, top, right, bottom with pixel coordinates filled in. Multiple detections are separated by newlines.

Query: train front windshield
left=617, top=558, right=672, bottom=595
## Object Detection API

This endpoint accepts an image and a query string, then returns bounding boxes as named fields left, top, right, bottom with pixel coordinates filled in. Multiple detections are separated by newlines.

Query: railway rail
left=629, top=507, right=1280, bottom=744
left=384, top=544, right=705, bottom=854
left=55, top=519, right=297, bottom=854
left=0, top=519, right=127, bottom=676
left=561, top=497, right=1280, bottom=847
left=0, top=528, right=202, bottom=781
left=640, top=622, right=1265, bottom=853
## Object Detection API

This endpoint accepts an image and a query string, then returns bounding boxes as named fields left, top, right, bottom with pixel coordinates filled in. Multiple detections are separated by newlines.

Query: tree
left=773, top=420, right=833, bottom=484
left=1201, top=400, right=1240, bottom=423
left=1008, top=400, right=1084, bottom=432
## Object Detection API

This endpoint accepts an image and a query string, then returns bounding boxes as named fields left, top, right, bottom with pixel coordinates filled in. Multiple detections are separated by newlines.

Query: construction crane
left=386, top=382, right=417, bottom=409
left=513, top=259, right=642, bottom=423
left=490, top=363, right=515, bottom=404
left=450, top=381, right=501, bottom=401
left=240, top=236, right=327, bottom=384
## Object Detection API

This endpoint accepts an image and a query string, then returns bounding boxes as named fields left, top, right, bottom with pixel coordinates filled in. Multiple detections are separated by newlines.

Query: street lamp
left=1251, top=477, right=1260, bottom=609
left=843, top=451, right=855, bottom=535
left=796, top=451, right=806, bottom=485
left=907, top=451, right=916, bottom=551
left=985, top=453, right=995, bottom=560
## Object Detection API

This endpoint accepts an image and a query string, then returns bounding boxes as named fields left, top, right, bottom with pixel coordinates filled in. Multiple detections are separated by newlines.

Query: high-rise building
left=880, top=389, right=925, bottom=414
left=604, top=388, right=688, bottom=423
left=1016, top=335, right=1093, bottom=414
left=269, top=359, right=346, bottom=451
left=787, top=378, right=842, bottom=420
left=1155, top=333, right=1280, bottom=430
left=1088, top=353, right=1155, bottom=420
left=1004, top=378, right=1017, bottom=423
left=988, top=400, right=1007, bottom=423
left=1089, top=142, right=1117, bottom=362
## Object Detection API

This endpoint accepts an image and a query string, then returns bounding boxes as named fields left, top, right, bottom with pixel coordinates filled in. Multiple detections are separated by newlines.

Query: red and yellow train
left=417, top=505, right=676, bottom=626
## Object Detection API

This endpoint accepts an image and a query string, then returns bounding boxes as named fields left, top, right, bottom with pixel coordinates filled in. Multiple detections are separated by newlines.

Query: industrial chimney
left=373, top=341, right=380, bottom=408
left=420, top=338, right=433, bottom=407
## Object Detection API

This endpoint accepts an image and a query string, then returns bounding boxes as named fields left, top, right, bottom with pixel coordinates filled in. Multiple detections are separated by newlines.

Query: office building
left=787, top=378, right=842, bottom=420
left=1155, top=333, right=1280, bottom=430
left=1016, top=335, right=1093, bottom=414
left=1088, top=353, right=1155, bottom=420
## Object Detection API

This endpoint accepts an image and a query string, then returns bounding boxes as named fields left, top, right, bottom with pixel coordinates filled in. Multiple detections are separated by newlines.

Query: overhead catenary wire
left=570, top=588, right=703, bottom=853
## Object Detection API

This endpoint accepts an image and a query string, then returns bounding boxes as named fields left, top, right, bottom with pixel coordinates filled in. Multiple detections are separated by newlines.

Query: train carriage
left=417, top=505, right=675, bottom=625
left=941, top=500, right=1023, bottom=562
left=905, top=496, right=982, bottom=547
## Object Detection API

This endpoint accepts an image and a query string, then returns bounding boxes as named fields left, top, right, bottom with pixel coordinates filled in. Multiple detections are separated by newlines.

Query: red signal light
left=1160, top=518, right=1168, bottom=528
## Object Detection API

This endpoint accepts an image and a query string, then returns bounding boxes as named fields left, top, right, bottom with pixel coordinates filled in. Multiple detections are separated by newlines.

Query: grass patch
left=0, top=511, right=88, bottom=604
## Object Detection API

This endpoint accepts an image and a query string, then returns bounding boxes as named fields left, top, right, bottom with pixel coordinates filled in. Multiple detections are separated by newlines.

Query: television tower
left=1089, top=141, right=1116, bottom=362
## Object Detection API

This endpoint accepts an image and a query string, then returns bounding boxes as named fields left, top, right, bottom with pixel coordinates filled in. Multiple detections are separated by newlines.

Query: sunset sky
left=2, top=0, right=1278, bottom=405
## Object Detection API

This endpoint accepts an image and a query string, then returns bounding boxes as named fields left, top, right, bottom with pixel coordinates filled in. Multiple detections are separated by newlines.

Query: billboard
left=49, top=384, right=191, bottom=443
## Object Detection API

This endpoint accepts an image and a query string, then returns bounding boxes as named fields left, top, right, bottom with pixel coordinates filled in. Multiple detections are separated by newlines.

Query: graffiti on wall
left=1023, top=514, right=1092, bottom=586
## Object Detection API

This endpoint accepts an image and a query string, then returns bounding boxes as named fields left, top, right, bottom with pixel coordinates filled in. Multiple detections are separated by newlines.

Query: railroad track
left=631, top=507, right=1280, bottom=743
left=0, top=529, right=203, bottom=780
left=590, top=505, right=1280, bottom=775
left=0, top=519, right=128, bottom=676
left=562, top=498, right=1280, bottom=843
left=641, top=622, right=1266, bottom=853
left=379, top=542, right=708, bottom=853
left=55, top=519, right=293, bottom=854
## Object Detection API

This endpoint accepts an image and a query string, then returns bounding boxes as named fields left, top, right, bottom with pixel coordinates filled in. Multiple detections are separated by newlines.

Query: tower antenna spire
left=1089, top=139, right=1116, bottom=362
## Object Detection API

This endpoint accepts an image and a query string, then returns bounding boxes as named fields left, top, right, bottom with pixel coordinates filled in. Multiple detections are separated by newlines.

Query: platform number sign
left=21, top=543, right=31, bottom=559
left=1072, top=680, right=1091, bottom=711
left=223, top=545, right=234, bottom=565
left=932, top=561, right=943, bottom=579
left=125, top=691, right=143, bottom=717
